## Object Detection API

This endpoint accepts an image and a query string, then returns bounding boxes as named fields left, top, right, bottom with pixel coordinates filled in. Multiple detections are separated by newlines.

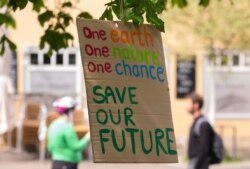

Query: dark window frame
left=69, top=53, right=76, bottom=65
left=56, top=54, right=64, bottom=65
left=30, top=53, right=38, bottom=65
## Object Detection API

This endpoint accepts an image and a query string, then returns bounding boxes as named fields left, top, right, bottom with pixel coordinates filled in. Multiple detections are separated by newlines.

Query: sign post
left=77, top=19, right=178, bottom=163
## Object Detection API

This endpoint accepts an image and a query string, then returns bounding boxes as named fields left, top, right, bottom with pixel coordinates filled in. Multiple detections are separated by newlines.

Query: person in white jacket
left=0, top=75, right=14, bottom=145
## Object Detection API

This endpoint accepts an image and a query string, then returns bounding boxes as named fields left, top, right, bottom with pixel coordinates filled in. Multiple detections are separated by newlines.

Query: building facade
left=3, top=0, right=250, bottom=159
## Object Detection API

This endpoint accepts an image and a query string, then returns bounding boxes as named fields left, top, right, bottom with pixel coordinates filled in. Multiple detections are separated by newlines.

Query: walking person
left=186, top=94, right=214, bottom=169
left=47, top=96, right=90, bottom=169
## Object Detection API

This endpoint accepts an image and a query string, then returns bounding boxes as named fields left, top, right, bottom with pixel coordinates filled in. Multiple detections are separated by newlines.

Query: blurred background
left=0, top=0, right=250, bottom=169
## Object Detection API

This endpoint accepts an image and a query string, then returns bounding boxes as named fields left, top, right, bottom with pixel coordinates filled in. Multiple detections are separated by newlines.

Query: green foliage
left=100, top=7, right=113, bottom=20
left=0, top=0, right=93, bottom=56
left=100, top=0, right=211, bottom=32
left=40, top=29, right=73, bottom=56
left=58, top=11, right=73, bottom=26
left=17, top=0, right=28, bottom=10
left=29, top=0, right=44, bottom=12
left=195, top=0, right=250, bottom=50
left=78, top=12, right=93, bottom=19
left=38, top=10, right=72, bottom=56
left=1, top=0, right=43, bottom=57
left=0, top=0, right=213, bottom=57
left=37, top=1, right=92, bottom=56
left=0, top=35, right=16, bottom=57
left=7, top=0, right=28, bottom=11
left=62, top=2, right=73, bottom=8
left=8, top=0, right=44, bottom=11
left=145, top=0, right=165, bottom=32
left=170, top=0, right=210, bottom=8
left=162, top=0, right=250, bottom=55
left=100, top=0, right=167, bottom=32
left=199, top=0, right=210, bottom=7
left=38, top=10, right=54, bottom=26
left=171, top=0, right=188, bottom=8
left=0, top=0, right=8, bottom=7
left=0, top=13, right=16, bottom=28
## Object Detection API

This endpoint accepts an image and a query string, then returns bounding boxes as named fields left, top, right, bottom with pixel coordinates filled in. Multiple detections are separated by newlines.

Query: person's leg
left=189, top=158, right=209, bottom=169
left=188, top=158, right=197, bottom=169
left=73, top=163, right=78, bottom=169
left=52, top=161, right=78, bottom=169
left=200, top=158, right=209, bottom=169
left=63, top=161, right=78, bottom=169
left=52, top=160, right=63, bottom=169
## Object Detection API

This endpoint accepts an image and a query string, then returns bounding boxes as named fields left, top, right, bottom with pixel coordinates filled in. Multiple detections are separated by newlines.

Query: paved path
left=1, top=160, right=250, bottom=169
left=0, top=150, right=250, bottom=169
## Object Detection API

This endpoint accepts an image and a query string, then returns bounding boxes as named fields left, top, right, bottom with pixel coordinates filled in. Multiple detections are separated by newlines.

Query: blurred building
left=2, top=0, right=249, bottom=160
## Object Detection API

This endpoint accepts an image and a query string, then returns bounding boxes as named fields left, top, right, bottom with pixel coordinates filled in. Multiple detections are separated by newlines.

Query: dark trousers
left=188, top=158, right=209, bottom=169
left=52, top=160, right=78, bottom=169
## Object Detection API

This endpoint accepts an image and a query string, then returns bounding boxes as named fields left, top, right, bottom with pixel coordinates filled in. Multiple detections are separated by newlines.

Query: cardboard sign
left=77, top=19, right=178, bottom=163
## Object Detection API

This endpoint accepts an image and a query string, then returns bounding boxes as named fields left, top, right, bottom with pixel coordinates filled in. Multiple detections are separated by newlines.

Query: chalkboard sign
left=176, top=57, right=196, bottom=98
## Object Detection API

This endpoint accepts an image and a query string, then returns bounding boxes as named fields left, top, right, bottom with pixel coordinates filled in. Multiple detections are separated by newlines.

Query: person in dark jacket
left=186, top=94, right=214, bottom=169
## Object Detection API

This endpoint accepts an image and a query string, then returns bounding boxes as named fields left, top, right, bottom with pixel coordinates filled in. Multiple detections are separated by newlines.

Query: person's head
left=185, top=93, right=204, bottom=115
left=53, top=96, right=76, bottom=115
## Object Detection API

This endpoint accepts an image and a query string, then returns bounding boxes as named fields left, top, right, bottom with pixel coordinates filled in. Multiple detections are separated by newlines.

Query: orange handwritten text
left=110, top=25, right=154, bottom=47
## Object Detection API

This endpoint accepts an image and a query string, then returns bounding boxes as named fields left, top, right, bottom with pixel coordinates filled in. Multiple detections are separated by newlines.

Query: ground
left=0, top=149, right=250, bottom=169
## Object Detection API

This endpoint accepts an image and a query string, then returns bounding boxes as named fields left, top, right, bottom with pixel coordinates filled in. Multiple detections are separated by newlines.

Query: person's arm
left=64, top=124, right=90, bottom=151
left=47, top=126, right=53, bottom=153
left=47, top=138, right=53, bottom=153
left=195, top=122, right=213, bottom=169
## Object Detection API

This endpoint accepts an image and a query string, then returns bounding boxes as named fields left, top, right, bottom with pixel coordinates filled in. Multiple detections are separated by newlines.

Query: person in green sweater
left=47, top=97, right=90, bottom=169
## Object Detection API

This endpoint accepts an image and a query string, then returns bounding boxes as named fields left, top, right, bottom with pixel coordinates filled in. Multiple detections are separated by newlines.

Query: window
left=220, top=55, right=228, bottom=66
left=56, top=54, right=63, bottom=65
left=27, top=48, right=79, bottom=66
left=69, top=54, right=76, bottom=65
left=43, top=54, right=50, bottom=64
left=233, top=55, right=239, bottom=66
left=205, top=50, right=250, bottom=119
left=30, top=53, right=38, bottom=65
left=25, top=47, right=83, bottom=104
left=245, top=55, right=250, bottom=66
left=215, top=72, right=250, bottom=114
